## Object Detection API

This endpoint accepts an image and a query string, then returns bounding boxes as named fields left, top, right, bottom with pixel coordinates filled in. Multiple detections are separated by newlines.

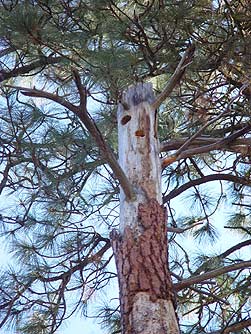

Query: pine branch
left=0, top=56, right=63, bottom=82
left=174, top=260, right=251, bottom=291
left=216, top=239, right=251, bottom=260
left=190, top=286, right=230, bottom=305
left=174, top=122, right=251, bottom=139
left=224, top=225, right=251, bottom=235
left=71, top=69, right=135, bottom=201
left=163, top=173, right=251, bottom=203
left=167, top=221, right=204, bottom=233
left=162, top=123, right=251, bottom=165
left=37, top=240, right=111, bottom=283
left=0, top=46, right=15, bottom=58
left=161, top=85, right=250, bottom=167
left=4, top=84, right=135, bottom=201
left=193, top=240, right=251, bottom=275
left=160, top=136, right=251, bottom=152
left=0, top=278, right=36, bottom=327
left=161, top=137, right=221, bottom=151
left=72, top=68, right=87, bottom=108
left=5, top=84, right=78, bottom=110
left=161, top=124, right=251, bottom=168
left=151, top=44, right=195, bottom=110
left=208, top=318, right=251, bottom=334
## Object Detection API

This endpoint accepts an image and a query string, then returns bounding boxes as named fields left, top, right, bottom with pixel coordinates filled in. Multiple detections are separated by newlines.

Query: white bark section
left=117, top=83, right=162, bottom=233
left=131, top=292, right=180, bottom=334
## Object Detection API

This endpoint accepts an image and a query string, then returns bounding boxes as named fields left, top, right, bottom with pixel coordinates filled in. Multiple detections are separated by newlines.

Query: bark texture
left=112, top=83, right=180, bottom=334
left=111, top=199, right=179, bottom=334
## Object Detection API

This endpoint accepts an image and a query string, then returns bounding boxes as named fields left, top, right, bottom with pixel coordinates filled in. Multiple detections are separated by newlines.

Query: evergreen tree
left=0, top=1, right=251, bottom=333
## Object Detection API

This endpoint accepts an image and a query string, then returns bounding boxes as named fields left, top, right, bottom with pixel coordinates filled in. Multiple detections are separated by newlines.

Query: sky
left=59, top=315, right=104, bottom=334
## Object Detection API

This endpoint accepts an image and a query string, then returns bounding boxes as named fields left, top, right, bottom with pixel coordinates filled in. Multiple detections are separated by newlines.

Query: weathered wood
left=112, top=83, right=180, bottom=334
left=117, top=83, right=161, bottom=233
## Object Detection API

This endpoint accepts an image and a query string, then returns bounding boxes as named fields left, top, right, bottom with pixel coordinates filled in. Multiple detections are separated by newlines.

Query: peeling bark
left=112, top=83, right=180, bottom=334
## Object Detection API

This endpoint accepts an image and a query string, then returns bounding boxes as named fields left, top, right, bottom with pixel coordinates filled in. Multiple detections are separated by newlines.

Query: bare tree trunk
left=111, top=83, right=180, bottom=334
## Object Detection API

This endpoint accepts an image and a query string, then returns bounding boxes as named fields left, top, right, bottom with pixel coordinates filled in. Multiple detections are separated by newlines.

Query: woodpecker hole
left=121, top=115, right=131, bottom=125
left=135, top=129, right=145, bottom=137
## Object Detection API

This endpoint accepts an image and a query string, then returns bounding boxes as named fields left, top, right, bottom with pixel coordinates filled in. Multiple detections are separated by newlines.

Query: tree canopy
left=0, top=1, right=251, bottom=333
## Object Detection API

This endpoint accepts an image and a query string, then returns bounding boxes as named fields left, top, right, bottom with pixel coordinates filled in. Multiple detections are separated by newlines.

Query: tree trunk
left=111, top=83, right=180, bottom=334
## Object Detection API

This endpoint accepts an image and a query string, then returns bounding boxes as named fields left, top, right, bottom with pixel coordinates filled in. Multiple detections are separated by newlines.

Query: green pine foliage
left=0, top=1, right=251, bottom=333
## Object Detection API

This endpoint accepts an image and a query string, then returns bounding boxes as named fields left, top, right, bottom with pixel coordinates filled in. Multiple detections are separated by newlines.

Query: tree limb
left=174, top=260, right=251, bottom=291
left=160, top=136, right=251, bottom=152
left=163, top=173, right=251, bottom=203
left=0, top=56, right=63, bottom=82
left=161, top=85, right=249, bottom=167
left=167, top=221, right=204, bottom=233
left=193, top=239, right=251, bottom=275
left=208, top=318, right=251, bottom=334
left=37, top=239, right=111, bottom=283
left=151, top=44, right=195, bottom=110
left=217, top=239, right=251, bottom=260
left=0, top=46, right=15, bottom=58
left=5, top=84, right=135, bottom=201
left=163, top=123, right=251, bottom=164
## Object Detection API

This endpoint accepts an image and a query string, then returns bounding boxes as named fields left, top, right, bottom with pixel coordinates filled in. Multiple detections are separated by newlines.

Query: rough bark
left=111, top=83, right=180, bottom=334
left=111, top=199, right=178, bottom=334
